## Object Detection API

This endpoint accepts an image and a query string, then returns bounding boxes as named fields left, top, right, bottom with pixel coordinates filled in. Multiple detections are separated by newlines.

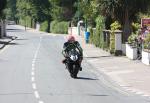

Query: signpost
left=141, top=18, right=150, bottom=28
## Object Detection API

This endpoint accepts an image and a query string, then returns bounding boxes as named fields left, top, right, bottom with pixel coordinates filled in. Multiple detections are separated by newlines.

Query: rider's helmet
left=67, top=35, right=75, bottom=42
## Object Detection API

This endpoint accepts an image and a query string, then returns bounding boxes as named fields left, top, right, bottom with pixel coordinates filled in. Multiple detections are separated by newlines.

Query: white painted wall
left=126, top=43, right=137, bottom=60
left=142, top=50, right=150, bottom=65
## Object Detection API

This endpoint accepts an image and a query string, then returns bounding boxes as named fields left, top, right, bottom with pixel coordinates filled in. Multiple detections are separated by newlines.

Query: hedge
left=50, top=20, right=69, bottom=34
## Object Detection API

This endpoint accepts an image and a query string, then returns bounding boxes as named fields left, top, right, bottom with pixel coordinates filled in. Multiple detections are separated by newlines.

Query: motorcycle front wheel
left=71, top=65, right=79, bottom=78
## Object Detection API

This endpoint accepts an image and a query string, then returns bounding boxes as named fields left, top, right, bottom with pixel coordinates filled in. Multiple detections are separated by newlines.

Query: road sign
left=141, top=18, right=150, bottom=28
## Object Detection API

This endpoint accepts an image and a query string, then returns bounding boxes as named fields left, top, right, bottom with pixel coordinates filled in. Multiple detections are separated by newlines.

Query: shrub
left=19, top=16, right=32, bottom=28
left=127, top=22, right=140, bottom=46
left=128, top=32, right=138, bottom=45
left=144, top=33, right=150, bottom=50
left=88, top=27, right=92, bottom=42
left=94, top=15, right=105, bottom=47
left=40, top=21, right=48, bottom=32
left=50, top=20, right=58, bottom=33
left=110, top=21, right=121, bottom=54
left=50, top=21, right=69, bottom=34
left=132, top=22, right=140, bottom=33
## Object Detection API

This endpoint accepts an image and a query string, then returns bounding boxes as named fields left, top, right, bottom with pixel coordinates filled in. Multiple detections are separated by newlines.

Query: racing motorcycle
left=65, top=49, right=81, bottom=78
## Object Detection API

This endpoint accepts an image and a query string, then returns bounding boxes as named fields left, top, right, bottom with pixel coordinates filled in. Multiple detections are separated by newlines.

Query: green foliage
left=19, top=16, right=32, bottom=27
left=6, top=0, right=17, bottom=20
left=78, top=0, right=99, bottom=27
left=91, top=15, right=105, bottom=48
left=0, top=0, right=7, bottom=18
left=144, top=34, right=150, bottom=49
left=110, top=21, right=121, bottom=31
left=132, top=22, right=140, bottom=33
left=50, top=20, right=69, bottom=34
left=40, top=21, right=49, bottom=32
left=127, top=32, right=138, bottom=44
left=89, top=27, right=94, bottom=43
left=50, top=20, right=58, bottom=32
left=127, top=22, right=140, bottom=45
left=51, top=0, right=76, bottom=21
left=0, top=0, right=7, bottom=11
left=110, top=21, right=121, bottom=53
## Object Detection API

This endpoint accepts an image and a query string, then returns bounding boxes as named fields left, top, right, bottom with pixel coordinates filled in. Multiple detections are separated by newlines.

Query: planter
left=142, top=50, right=150, bottom=65
left=126, top=43, right=137, bottom=60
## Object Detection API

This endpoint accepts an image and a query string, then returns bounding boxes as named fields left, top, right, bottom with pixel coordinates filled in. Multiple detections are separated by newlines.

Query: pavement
left=1, top=25, right=150, bottom=99
left=76, top=35, right=150, bottom=98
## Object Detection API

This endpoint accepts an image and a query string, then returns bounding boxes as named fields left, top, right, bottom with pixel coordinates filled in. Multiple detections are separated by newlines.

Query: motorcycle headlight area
left=70, top=55, right=78, bottom=61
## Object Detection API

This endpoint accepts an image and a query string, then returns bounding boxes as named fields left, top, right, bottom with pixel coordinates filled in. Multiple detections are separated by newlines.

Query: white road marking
left=31, top=36, right=44, bottom=103
left=32, top=60, right=35, bottom=64
left=32, top=83, right=37, bottom=90
left=34, top=91, right=40, bottom=99
left=31, top=77, right=35, bottom=82
left=32, top=64, right=35, bottom=67
left=32, top=67, right=35, bottom=71
left=39, top=101, right=44, bottom=103
left=31, top=71, right=35, bottom=76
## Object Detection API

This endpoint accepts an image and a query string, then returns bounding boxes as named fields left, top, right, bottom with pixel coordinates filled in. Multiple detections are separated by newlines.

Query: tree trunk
left=123, top=8, right=131, bottom=42
left=30, top=17, right=33, bottom=28
left=47, top=19, right=51, bottom=33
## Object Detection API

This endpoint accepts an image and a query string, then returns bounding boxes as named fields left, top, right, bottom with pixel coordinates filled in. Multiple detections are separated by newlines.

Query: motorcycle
left=65, top=49, right=81, bottom=78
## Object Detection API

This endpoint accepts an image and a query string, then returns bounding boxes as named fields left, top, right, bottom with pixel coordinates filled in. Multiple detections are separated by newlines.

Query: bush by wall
left=50, top=20, right=69, bottom=34
left=40, top=21, right=48, bottom=32
left=93, top=15, right=105, bottom=48
left=110, top=21, right=121, bottom=54
left=19, top=16, right=32, bottom=28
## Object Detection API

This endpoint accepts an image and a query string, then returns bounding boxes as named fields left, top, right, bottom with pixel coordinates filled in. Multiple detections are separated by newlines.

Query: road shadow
left=76, top=77, right=99, bottom=80
left=1, top=36, right=17, bottom=40
left=15, top=38, right=28, bottom=41
left=84, top=55, right=112, bottom=59
left=7, top=28, right=24, bottom=32
left=8, top=42, right=19, bottom=45
left=7, top=28, right=21, bottom=31
left=87, top=94, right=109, bottom=97
left=0, top=41, right=7, bottom=44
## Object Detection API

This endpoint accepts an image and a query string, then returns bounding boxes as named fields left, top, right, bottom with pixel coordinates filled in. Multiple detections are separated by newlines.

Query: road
left=0, top=25, right=149, bottom=103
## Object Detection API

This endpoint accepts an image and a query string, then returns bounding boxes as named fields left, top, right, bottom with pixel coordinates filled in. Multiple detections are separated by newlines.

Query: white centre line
left=39, top=101, right=44, bottom=103
left=32, top=64, right=35, bottom=67
left=31, top=36, right=44, bottom=103
left=31, top=71, right=35, bottom=76
left=34, top=91, right=40, bottom=99
left=32, top=67, right=35, bottom=71
left=31, top=77, right=35, bottom=82
left=32, top=83, right=37, bottom=90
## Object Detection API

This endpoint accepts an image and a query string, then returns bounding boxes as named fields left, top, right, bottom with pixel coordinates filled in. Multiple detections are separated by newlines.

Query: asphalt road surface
left=0, top=25, right=150, bottom=103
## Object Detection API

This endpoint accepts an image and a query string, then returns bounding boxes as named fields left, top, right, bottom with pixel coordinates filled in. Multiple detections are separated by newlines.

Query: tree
left=51, top=0, right=76, bottom=21
left=30, top=0, right=52, bottom=32
left=0, top=0, right=7, bottom=18
left=99, top=0, right=150, bottom=41
left=6, top=0, right=17, bottom=21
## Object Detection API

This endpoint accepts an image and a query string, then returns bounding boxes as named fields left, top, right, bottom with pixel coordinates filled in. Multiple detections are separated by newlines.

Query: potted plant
left=126, top=32, right=138, bottom=60
left=142, top=33, right=150, bottom=65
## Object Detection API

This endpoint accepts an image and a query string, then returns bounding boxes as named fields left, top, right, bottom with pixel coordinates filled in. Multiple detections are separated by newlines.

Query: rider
left=62, top=35, right=83, bottom=71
